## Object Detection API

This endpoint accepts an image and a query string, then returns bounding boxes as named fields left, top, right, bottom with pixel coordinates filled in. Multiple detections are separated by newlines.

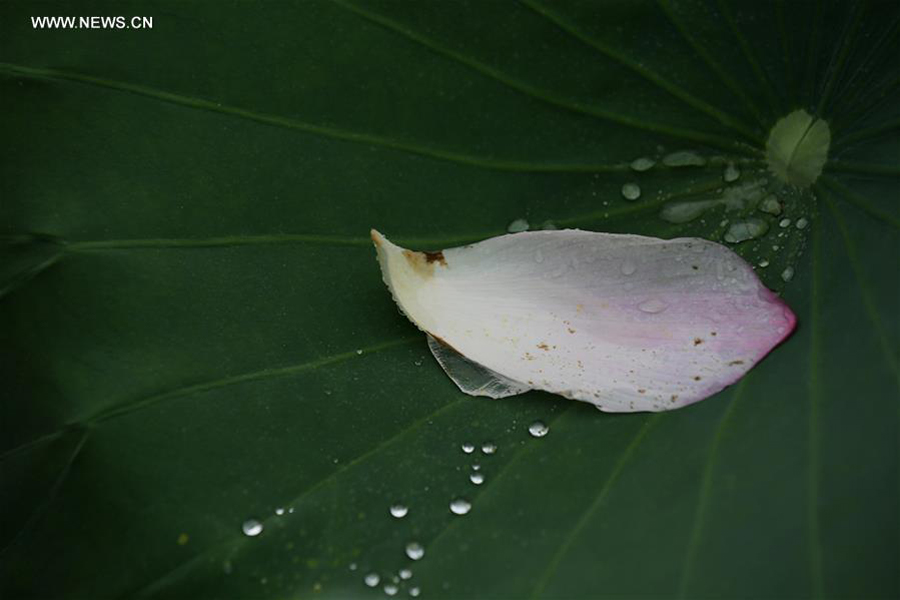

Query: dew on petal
left=638, top=298, right=668, bottom=314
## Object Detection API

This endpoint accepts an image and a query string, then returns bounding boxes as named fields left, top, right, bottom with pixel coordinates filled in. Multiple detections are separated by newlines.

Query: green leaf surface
left=1, top=0, right=898, bottom=598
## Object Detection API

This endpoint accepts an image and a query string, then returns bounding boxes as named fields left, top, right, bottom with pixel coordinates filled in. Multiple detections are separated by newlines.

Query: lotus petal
left=371, top=229, right=795, bottom=412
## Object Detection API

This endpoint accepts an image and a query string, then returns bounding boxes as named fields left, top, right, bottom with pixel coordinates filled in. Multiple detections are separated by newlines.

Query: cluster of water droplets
left=614, top=147, right=813, bottom=289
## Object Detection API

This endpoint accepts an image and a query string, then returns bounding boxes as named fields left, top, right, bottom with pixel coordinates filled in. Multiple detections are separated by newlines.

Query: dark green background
left=1, top=1, right=898, bottom=598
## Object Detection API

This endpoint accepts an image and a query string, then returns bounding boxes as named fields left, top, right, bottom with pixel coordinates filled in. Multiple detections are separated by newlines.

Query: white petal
left=371, top=229, right=795, bottom=412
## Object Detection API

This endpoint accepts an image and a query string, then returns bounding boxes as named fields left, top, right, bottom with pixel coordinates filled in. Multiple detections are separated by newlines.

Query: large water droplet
left=242, top=519, right=263, bottom=537
left=528, top=421, right=549, bottom=438
left=620, top=260, right=637, bottom=275
left=390, top=503, right=408, bottom=519
left=409, top=587, right=421, bottom=597
left=621, top=182, right=641, bottom=201
left=461, top=442, right=475, bottom=454
left=724, top=219, right=769, bottom=244
left=662, top=150, right=706, bottom=167
left=470, top=471, right=485, bottom=485
left=275, top=507, right=285, bottom=516
left=630, top=156, right=655, bottom=172
left=659, top=199, right=718, bottom=224
left=781, top=266, right=795, bottom=282
left=384, top=583, right=399, bottom=596
left=507, top=218, right=529, bottom=233
left=766, top=109, right=830, bottom=187
left=723, top=162, right=740, bottom=182
left=450, top=498, right=472, bottom=515
left=638, top=298, right=669, bottom=314
left=365, top=573, right=381, bottom=588
left=759, top=195, right=782, bottom=215
left=779, top=218, right=791, bottom=228
left=399, top=568, right=413, bottom=580
left=405, top=542, right=425, bottom=561
left=481, top=442, right=497, bottom=455
left=795, top=217, right=809, bottom=230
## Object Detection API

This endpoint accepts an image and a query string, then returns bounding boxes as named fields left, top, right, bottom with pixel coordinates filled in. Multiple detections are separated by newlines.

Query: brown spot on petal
left=670, top=395, right=679, bottom=403
left=693, top=376, right=702, bottom=381
left=694, top=338, right=703, bottom=346
left=568, top=327, right=576, bottom=334
left=402, top=249, right=447, bottom=277
left=728, top=360, right=745, bottom=366
left=638, top=389, right=646, bottom=394
left=537, top=343, right=550, bottom=351
left=424, top=250, right=447, bottom=266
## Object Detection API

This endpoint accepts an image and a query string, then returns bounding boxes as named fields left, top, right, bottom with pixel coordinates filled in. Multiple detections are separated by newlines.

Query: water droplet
left=659, top=199, right=718, bottom=224
left=241, top=519, right=263, bottom=537
left=540, top=220, right=558, bottom=230
left=481, top=442, right=497, bottom=455
left=724, top=219, right=769, bottom=244
left=723, top=162, right=740, bottom=182
left=409, top=587, right=421, bottom=597
left=662, top=150, right=706, bottom=167
left=405, top=541, right=425, bottom=561
left=365, top=573, right=381, bottom=587
left=450, top=498, right=472, bottom=515
left=630, top=156, right=655, bottom=172
left=758, top=259, right=770, bottom=268
left=356, top=349, right=363, bottom=355
left=470, top=471, right=485, bottom=485
left=620, top=260, right=637, bottom=275
left=534, top=248, right=544, bottom=263
left=349, top=562, right=358, bottom=571
left=390, top=503, right=408, bottom=519
left=528, top=421, right=549, bottom=438
left=399, top=568, right=413, bottom=580
left=472, top=463, right=481, bottom=471
left=414, top=358, right=422, bottom=366
left=507, top=218, right=529, bottom=233
left=759, top=195, right=782, bottom=215
left=384, top=583, right=399, bottom=596
left=781, top=266, right=795, bottom=282
left=621, top=182, right=641, bottom=201
left=779, top=218, right=791, bottom=228
left=638, top=298, right=669, bottom=314
left=461, top=443, right=475, bottom=454
left=275, top=507, right=285, bottom=516
left=795, top=217, right=809, bottom=229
